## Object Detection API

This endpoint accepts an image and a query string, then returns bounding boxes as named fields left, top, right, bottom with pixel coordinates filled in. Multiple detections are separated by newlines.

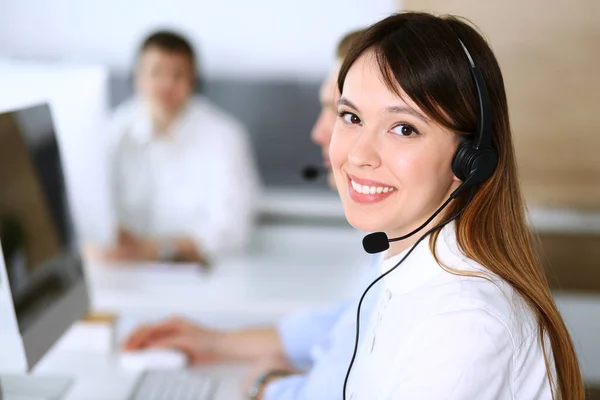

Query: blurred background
left=0, top=0, right=395, bottom=186
left=0, top=0, right=399, bottom=245
left=0, top=0, right=599, bottom=397
left=0, top=0, right=597, bottom=288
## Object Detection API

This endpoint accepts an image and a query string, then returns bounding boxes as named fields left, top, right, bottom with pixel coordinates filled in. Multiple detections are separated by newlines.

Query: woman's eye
left=392, top=124, right=419, bottom=137
left=340, top=112, right=362, bottom=125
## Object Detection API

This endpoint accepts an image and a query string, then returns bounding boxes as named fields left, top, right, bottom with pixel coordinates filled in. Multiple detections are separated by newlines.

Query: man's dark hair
left=336, top=28, right=366, bottom=60
left=138, top=30, right=198, bottom=75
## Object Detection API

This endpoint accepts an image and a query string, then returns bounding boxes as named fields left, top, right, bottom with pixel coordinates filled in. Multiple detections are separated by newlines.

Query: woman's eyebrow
left=385, top=105, right=430, bottom=125
left=338, top=97, right=430, bottom=125
left=337, top=97, right=359, bottom=111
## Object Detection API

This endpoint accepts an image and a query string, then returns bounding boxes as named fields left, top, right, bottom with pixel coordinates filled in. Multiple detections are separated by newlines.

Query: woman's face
left=329, top=50, right=461, bottom=246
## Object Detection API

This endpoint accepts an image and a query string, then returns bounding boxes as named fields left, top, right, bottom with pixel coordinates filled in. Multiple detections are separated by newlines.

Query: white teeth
left=350, top=179, right=395, bottom=195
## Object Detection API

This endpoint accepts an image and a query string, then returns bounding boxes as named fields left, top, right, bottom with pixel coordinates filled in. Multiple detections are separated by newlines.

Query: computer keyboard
left=128, top=369, right=217, bottom=400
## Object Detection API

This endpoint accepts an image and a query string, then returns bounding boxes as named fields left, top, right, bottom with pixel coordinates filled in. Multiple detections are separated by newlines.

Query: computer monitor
left=0, top=103, right=89, bottom=372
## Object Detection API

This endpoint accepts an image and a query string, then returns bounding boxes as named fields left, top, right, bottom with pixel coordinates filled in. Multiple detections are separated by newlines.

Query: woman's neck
left=386, top=234, right=421, bottom=259
left=383, top=184, right=461, bottom=259
left=384, top=213, right=449, bottom=259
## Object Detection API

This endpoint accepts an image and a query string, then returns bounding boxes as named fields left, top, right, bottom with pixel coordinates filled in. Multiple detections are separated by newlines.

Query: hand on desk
left=122, top=317, right=286, bottom=364
left=85, top=227, right=210, bottom=266
left=83, top=228, right=159, bottom=263
left=122, top=317, right=221, bottom=364
left=103, top=227, right=159, bottom=262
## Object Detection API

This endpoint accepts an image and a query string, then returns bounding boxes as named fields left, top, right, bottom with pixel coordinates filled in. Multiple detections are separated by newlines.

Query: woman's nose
left=348, top=129, right=382, bottom=169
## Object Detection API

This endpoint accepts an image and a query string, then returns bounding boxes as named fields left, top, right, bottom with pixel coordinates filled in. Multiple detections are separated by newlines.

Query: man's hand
left=103, top=227, right=159, bottom=262
left=122, top=316, right=222, bottom=364
left=96, top=227, right=211, bottom=265
left=242, top=355, right=298, bottom=399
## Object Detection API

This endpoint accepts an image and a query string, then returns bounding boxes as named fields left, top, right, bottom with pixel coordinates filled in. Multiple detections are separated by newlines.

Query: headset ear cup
left=470, top=148, right=499, bottom=185
left=452, top=144, right=499, bottom=189
left=452, top=142, right=471, bottom=182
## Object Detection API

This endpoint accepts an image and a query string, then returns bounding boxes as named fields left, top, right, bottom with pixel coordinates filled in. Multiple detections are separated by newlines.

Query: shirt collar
left=379, top=221, right=468, bottom=293
left=129, top=97, right=194, bottom=145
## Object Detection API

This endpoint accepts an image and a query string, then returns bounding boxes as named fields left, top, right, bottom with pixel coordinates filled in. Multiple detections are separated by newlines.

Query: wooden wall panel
left=400, top=0, right=600, bottom=209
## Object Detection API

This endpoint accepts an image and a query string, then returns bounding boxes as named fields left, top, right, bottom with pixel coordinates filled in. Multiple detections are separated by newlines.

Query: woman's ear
left=451, top=134, right=463, bottom=183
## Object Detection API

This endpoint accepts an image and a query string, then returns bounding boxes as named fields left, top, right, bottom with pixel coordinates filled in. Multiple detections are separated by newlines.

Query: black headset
left=451, top=39, right=498, bottom=193
left=343, top=39, right=499, bottom=398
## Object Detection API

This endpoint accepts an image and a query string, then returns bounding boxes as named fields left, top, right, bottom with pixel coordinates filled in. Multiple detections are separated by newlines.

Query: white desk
left=85, top=224, right=373, bottom=317
left=83, top=190, right=600, bottom=321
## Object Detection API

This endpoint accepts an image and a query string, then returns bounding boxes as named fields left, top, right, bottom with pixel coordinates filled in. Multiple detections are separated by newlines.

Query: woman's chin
left=344, top=213, right=388, bottom=234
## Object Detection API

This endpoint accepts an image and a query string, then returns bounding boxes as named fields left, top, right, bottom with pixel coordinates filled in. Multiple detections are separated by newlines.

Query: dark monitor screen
left=0, top=103, right=83, bottom=332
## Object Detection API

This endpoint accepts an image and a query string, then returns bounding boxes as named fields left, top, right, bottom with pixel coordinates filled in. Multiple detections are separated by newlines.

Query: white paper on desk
left=88, top=262, right=210, bottom=286
left=145, top=263, right=211, bottom=279
left=52, top=322, right=112, bottom=353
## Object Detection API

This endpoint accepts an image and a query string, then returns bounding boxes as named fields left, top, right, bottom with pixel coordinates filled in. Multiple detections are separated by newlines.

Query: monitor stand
left=0, top=375, right=74, bottom=400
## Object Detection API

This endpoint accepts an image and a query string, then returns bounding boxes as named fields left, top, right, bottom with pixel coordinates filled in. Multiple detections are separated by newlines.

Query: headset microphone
left=301, top=165, right=328, bottom=181
left=361, top=195, right=452, bottom=253
left=361, top=172, right=478, bottom=254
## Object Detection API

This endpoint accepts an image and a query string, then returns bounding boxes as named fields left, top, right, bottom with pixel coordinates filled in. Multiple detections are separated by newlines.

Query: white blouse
left=345, top=222, right=556, bottom=399
left=108, top=96, right=260, bottom=262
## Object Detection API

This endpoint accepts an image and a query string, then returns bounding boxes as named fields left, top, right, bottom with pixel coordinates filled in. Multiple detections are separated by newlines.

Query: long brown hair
left=338, top=12, right=584, bottom=399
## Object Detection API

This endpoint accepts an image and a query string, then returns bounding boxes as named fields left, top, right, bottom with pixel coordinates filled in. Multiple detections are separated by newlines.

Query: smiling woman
left=329, top=11, right=584, bottom=400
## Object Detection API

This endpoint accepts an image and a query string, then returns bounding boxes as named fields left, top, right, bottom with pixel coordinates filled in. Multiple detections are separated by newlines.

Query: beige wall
left=400, top=0, right=600, bottom=209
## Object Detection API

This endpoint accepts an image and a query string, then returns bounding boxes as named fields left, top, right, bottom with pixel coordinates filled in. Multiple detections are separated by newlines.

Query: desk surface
left=85, top=223, right=373, bottom=316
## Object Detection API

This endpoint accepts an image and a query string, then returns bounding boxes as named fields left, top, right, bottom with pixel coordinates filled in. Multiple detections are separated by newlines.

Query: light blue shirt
left=265, top=254, right=382, bottom=399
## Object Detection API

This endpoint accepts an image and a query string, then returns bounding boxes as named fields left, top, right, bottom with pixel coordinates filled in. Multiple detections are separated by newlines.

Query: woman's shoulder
left=436, top=225, right=537, bottom=336
left=430, top=225, right=540, bottom=348
left=431, top=259, right=539, bottom=351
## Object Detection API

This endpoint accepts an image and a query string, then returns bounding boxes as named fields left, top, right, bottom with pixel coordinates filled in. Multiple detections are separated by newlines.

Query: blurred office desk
left=37, top=222, right=367, bottom=399
left=85, top=223, right=371, bottom=318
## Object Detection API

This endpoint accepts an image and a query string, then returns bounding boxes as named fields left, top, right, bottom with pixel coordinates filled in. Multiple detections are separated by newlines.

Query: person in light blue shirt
left=122, top=28, right=377, bottom=399
left=263, top=259, right=380, bottom=399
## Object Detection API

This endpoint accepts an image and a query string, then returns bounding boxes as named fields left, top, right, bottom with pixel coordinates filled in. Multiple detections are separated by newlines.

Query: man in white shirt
left=100, top=31, right=259, bottom=266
